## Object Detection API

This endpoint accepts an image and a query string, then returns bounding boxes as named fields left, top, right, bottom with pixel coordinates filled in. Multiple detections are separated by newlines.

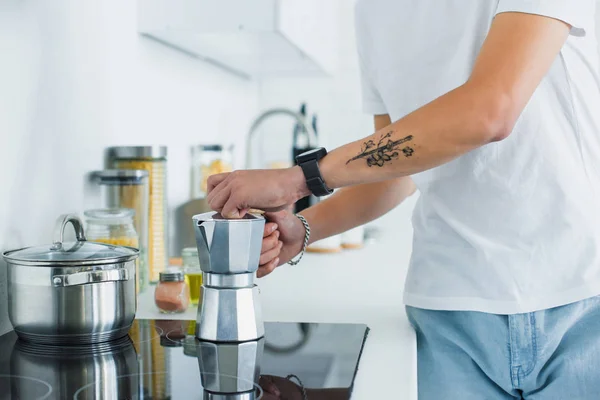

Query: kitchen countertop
left=137, top=206, right=419, bottom=400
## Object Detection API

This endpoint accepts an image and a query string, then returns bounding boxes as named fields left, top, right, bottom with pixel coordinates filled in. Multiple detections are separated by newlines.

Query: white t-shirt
left=355, top=0, right=600, bottom=314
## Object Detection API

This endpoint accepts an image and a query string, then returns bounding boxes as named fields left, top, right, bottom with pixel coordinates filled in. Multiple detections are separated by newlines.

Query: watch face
left=297, top=147, right=327, bottom=163
left=300, top=148, right=321, bottom=157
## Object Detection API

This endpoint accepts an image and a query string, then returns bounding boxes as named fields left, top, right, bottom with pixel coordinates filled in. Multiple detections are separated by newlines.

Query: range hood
left=138, top=0, right=338, bottom=79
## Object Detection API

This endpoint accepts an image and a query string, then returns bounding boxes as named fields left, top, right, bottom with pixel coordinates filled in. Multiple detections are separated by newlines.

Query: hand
left=259, top=375, right=304, bottom=400
left=207, top=167, right=309, bottom=219
left=259, top=210, right=306, bottom=278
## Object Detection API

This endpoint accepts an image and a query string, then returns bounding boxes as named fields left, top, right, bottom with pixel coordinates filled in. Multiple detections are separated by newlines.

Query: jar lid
left=193, top=144, right=223, bottom=152
left=159, top=269, right=185, bottom=282
left=92, top=169, right=149, bottom=185
left=84, top=208, right=135, bottom=222
left=3, top=214, right=138, bottom=266
left=107, top=146, right=167, bottom=160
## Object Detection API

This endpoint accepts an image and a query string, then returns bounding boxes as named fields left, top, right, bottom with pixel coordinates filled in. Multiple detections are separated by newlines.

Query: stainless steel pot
left=10, top=336, right=139, bottom=399
left=2, top=214, right=139, bottom=345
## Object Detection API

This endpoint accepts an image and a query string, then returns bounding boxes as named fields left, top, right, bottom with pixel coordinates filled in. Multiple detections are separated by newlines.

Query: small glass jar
left=154, top=269, right=190, bottom=314
left=85, top=208, right=139, bottom=246
left=84, top=208, right=141, bottom=293
left=182, top=247, right=202, bottom=306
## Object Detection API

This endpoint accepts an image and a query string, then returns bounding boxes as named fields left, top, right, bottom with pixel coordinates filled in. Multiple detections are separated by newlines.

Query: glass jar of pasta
left=84, top=208, right=141, bottom=294
left=107, top=146, right=168, bottom=284
left=91, top=169, right=149, bottom=293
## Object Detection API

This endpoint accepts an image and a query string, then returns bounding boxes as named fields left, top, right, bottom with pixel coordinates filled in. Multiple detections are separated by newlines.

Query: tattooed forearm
left=346, top=132, right=415, bottom=167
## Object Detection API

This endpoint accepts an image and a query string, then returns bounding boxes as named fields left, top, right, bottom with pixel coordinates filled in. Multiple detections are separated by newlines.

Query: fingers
left=206, top=172, right=230, bottom=195
left=257, top=257, right=280, bottom=278
left=263, top=222, right=278, bottom=237
left=207, top=184, right=232, bottom=214
left=206, top=173, right=231, bottom=211
left=262, top=231, right=280, bottom=253
left=222, top=192, right=245, bottom=219
left=259, top=228, right=281, bottom=276
left=260, top=240, right=282, bottom=265
left=259, top=376, right=281, bottom=397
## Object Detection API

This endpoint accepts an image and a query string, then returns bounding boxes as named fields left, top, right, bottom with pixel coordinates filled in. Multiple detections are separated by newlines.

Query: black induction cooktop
left=0, top=319, right=369, bottom=399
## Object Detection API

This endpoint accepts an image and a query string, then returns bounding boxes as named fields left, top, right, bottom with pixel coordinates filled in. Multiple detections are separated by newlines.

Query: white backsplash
left=0, top=0, right=259, bottom=334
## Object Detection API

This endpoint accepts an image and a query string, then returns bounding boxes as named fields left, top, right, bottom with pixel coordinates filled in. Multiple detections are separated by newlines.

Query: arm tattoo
left=346, top=132, right=415, bottom=167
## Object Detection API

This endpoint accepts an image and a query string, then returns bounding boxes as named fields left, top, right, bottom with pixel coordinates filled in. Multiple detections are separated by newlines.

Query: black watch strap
left=299, top=159, right=333, bottom=197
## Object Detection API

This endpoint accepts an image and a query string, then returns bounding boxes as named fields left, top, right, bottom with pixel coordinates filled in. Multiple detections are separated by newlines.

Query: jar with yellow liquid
left=182, top=247, right=202, bottom=305
left=84, top=208, right=141, bottom=294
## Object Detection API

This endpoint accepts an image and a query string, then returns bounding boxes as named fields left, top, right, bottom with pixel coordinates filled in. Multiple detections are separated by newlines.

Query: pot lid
left=2, top=214, right=138, bottom=266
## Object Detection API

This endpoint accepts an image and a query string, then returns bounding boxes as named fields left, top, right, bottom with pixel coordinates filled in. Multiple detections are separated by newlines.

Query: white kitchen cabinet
left=138, top=0, right=339, bottom=78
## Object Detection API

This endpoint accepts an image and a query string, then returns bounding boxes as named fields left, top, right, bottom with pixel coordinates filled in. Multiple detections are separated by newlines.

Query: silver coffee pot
left=196, top=339, right=264, bottom=400
left=193, top=212, right=265, bottom=342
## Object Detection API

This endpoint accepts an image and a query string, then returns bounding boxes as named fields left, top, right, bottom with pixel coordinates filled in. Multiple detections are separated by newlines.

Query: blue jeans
left=406, top=297, right=600, bottom=399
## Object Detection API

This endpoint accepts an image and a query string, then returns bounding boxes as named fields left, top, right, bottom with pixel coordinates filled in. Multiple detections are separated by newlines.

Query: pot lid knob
left=51, top=214, right=87, bottom=250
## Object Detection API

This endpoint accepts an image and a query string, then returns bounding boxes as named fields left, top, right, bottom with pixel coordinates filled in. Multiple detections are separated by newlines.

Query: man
left=208, top=1, right=600, bottom=398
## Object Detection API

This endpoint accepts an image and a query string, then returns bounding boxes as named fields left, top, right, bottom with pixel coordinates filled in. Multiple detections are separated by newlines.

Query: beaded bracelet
left=287, top=214, right=310, bottom=266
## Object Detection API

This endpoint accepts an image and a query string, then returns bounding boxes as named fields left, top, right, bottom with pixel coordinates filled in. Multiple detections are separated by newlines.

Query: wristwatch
left=295, top=147, right=333, bottom=197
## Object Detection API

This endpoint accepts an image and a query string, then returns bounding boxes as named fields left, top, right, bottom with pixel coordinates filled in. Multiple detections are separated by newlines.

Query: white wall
left=0, top=0, right=259, bottom=334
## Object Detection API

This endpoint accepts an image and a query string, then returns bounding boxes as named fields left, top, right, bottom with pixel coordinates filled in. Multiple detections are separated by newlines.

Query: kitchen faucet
left=245, top=108, right=318, bottom=169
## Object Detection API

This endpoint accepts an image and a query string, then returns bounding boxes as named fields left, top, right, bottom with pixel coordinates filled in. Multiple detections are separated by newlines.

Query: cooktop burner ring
left=132, top=323, right=164, bottom=346
left=72, top=371, right=264, bottom=399
left=14, top=335, right=134, bottom=356
left=14, top=326, right=131, bottom=346
left=0, top=374, right=53, bottom=400
left=164, top=328, right=186, bottom=344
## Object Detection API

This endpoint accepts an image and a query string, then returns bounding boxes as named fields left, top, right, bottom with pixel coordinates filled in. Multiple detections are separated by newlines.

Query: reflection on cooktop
left=0, top=375, right=53, bottom=400
left=0, top=319, right=369, bottom=399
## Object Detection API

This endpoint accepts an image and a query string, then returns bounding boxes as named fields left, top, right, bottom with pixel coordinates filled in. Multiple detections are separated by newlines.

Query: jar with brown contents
left=154, top=269, right=190, bottom=313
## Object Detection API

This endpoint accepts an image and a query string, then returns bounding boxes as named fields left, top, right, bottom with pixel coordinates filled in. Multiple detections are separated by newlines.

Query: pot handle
left=52, top=268, right=130, bottom=287
left=52, top=214, right=86, bottom=250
